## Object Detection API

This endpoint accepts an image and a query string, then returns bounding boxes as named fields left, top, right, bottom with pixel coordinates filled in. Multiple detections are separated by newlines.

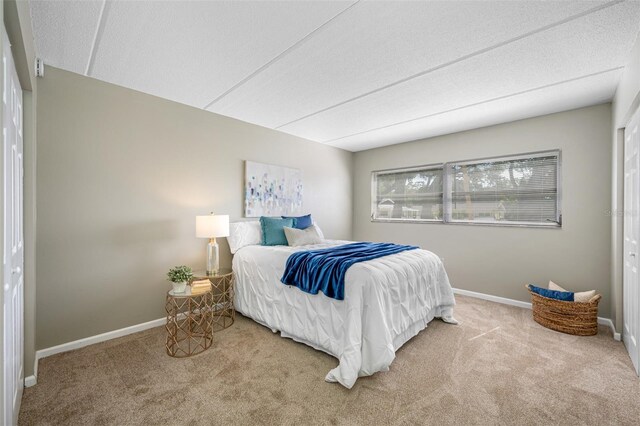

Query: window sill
left=371, top=218, right=442, bottom=224
left=371, top=218, right=561, bottom=228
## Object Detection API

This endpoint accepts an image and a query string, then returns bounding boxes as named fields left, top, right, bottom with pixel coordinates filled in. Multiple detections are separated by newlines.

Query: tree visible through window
left=371, top=151, right=561, bottom=227
left=373, top=166, right=443, bottom=221
left=447, top=153, right=559, bottom=224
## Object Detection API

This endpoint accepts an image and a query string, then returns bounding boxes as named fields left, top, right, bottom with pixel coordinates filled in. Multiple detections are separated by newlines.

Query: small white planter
left=171, top=281, right=187, bottom=293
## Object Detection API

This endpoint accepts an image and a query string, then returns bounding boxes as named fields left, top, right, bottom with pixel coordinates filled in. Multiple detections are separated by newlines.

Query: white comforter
left=232, top=240, right=456, bottom=388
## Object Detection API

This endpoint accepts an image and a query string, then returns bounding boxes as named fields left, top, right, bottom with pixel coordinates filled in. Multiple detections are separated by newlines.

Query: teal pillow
left=260, top=217, right=294, bottom=246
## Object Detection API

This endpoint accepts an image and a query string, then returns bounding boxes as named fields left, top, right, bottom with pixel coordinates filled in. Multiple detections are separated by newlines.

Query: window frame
left=370, top=163, right=444, bottom=224
left=370, top=150, right=562, bottom=228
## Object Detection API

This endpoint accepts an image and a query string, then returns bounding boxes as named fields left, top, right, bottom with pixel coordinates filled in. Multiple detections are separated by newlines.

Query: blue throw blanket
left=281, top=242, right=419, bottom=300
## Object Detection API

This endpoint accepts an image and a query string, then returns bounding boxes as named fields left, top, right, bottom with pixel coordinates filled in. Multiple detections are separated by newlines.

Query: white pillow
left=313, top=222, right=325, bottom=239
left=284, top=225, right=323, bottom=247
left=548, top=281, right=596, bottom=303
left=548, top=281, right=565, bottom=292
left=227, top=221, right=262, bottom=254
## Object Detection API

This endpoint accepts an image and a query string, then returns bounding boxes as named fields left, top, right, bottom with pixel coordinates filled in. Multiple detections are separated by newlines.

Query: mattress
left=232, top=240, right=456, bottom=388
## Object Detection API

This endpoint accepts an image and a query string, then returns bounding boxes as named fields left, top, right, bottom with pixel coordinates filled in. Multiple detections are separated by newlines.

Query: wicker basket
left=526, top=285, right=601, bottom=336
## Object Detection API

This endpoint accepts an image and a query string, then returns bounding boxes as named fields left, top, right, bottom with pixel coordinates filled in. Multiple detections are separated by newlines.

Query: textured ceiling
left=30, top=0, right=640, bottom=152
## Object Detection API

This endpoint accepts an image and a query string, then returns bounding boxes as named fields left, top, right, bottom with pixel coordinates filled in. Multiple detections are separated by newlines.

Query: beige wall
left=353, top=104, right=613, bottom=317
left=36, top=67, right=353, bottom=349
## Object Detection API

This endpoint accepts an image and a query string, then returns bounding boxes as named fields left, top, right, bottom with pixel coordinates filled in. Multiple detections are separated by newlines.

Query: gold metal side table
left=165, top=287, right=213, bottom=358
left=192, top=269, right=235, bottom=332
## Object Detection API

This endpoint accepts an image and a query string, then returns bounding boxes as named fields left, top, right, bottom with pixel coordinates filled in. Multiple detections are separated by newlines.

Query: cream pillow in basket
left=548, top=281, right=596, bottom=303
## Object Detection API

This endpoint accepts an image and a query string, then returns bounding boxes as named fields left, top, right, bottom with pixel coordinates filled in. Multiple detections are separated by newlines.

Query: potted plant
left=167, top=265, right=193, bottom=293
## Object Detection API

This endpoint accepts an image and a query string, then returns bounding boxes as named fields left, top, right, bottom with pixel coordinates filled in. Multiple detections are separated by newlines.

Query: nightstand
left=165, top=287, right=213, bottom=357
left=191, top=269, right=235, bottom=331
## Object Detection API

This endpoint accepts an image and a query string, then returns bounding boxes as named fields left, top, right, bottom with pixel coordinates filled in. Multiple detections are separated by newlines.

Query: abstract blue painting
left=245, top=161, right=303, bottom=217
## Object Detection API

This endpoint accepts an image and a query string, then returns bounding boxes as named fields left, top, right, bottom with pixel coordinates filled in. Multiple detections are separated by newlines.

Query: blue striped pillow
left=528, top=284, right=574, bottom=301
left=282, top=214, right=312, bottom=230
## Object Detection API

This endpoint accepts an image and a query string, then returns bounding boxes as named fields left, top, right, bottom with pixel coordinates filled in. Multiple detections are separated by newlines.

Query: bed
left=232, top=238, right=456, bottom=389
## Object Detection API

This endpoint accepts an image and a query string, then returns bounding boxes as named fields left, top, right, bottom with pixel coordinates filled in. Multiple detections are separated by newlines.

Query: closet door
left=623, top=106, right=640, bottom=376
left=2, top=27, right=24, bottom=426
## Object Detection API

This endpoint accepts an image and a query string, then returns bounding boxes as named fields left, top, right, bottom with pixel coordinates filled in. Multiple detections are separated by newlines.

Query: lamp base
left=206, top=238, right=219, bottom=276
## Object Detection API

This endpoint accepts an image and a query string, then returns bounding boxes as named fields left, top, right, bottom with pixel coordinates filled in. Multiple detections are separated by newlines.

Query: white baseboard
left=597, top=317, right=622, bottom=341
left=24, top=375, right=36, bottom=387
left=452, top=288, right=621, bottom=341
left=27, top=316, right=165, bottom=387
left=453, top=288, right=532, bottom=309
left=36, top=317, right=165, bottom=359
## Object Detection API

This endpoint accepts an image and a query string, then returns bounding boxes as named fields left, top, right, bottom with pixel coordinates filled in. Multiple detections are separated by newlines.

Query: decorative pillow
left=574, top=291, right=597, bottom=303
left=283, top=225, right=323, bottom=247
left=548, top=281, right=596, bottom=303
left=281, top=214, right=312, bottom=229
left=548, top=281, right=565, bottom=292
left=528, top=284, right=574, bottom=301
left=227, top=221, right=262, bottom=254
left=260, top=217, right=294, bottom=246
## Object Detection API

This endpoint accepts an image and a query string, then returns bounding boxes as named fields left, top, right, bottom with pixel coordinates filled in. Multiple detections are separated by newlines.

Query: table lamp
left=196, top=213, right=229, bottom=275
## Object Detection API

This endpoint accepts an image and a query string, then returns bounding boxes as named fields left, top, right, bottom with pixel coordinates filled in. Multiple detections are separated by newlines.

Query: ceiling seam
left=275, top=0, right=624, bottom=130
left=202, top=0, right=362, bottom=110
left=84, top=0, right=109, bottom=76
left=322, top=66, right=624, bottom=145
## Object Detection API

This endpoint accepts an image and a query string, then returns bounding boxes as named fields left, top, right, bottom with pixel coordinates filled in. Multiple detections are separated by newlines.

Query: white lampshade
left=196, top=214, right=229, bottom=238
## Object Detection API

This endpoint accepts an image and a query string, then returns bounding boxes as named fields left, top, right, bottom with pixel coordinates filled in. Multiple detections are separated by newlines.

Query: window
left=371, top=165, right=444, bottom=221
left=371, top=150, right=561, bottom=227
left=445, top=151, right=561, bottom=226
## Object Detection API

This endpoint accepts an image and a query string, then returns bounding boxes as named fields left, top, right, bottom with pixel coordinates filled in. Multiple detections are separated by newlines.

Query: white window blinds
left=372, top=166, right=443, bottom=221
left=445, top=151, right=560, bottom=225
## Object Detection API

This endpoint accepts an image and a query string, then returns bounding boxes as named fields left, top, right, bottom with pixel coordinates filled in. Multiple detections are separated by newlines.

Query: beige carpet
left=19, top=295, right=640, bottom=425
